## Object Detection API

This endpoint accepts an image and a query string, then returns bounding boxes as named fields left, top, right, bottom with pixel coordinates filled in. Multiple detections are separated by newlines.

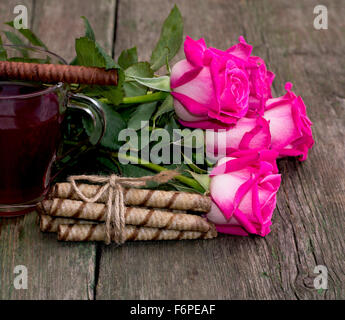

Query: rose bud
left=205, top=116, right=271, bottom=161
left=207, top=150, right=281, bottom=237
left=263, top=82, right=314, bottom=161
left=171, top=36, right=250, bottom=129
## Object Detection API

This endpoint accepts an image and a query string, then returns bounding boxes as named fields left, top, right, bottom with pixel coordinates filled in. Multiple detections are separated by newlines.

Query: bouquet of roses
left=1, top=5, right=314, bottom=237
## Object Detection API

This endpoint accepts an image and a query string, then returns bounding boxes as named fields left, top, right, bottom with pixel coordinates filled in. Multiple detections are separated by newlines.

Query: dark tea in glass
left=0, top=45, right=105, bottom=216
left=0, top=82, right=63, bottom=210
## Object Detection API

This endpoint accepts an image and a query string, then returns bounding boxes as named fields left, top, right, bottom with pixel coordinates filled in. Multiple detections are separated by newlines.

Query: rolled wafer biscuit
left=0, top=61, right=118, bottom=86
left=58, top=224, right=217, bottom=242
left=40, top=214, right=97, bottom=233
left=38, top=199, right=211, bottom=232
left=50, top=183, right=211, bottom=212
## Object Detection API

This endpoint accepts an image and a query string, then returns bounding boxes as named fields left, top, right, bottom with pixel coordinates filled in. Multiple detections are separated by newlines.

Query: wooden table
left=0, top=0, right=344, bottom=300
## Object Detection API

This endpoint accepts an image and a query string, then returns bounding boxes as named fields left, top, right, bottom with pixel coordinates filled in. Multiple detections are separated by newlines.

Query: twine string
left=68, top=171, right=179, bottom=244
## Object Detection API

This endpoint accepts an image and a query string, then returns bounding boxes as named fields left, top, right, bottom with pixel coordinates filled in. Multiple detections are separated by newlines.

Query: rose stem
left=99, top=92, right=169, bottom=106
left=105, top=151, right=204, bottom=193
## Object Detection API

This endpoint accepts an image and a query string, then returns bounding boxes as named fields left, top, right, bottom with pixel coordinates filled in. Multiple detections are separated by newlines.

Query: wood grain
left=240, top=0, right=345, bottom=299
left=0, top=213, right=96, bottom=299
left=113, top=0, right=247, bottom=66
left=0, top=0, right=33, bottom=27
left=0, top=0, right=344, bottom=300
left=33, top=0, right=116, bottom=62
left=95, top=0, right=345, bottom=299
left=0, top=0, right=116, bottom=300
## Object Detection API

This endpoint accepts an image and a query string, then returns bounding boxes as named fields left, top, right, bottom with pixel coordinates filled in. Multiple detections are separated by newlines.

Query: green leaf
left=116, top=104, right=137, bottom=122
left=0, top=35, right=7, bottom=61
left=75, top=38, right=122, bottom=102
left=99, top=104, right=126, bottom=150
left=96, top=43, right=118, bottom=69
left=125, top=62, right=154, bottom=78
left=93, top=68, right=125, bottom=105
left=127, top=102, right=157, bottom=131
left=164, top=116, right=180, bottom=137
left=118, top=162, right=155, bottom=178
left=75, top=37, right=118, bottom=69
left=173, top=128, right=205, bottom=149
left=183, top=153, right=207, bottom=174
left=118, top=47, right=138, bottom=69
left=153, top=94, right=174, bottom=122
left=3, top=31, right=28, bottom=57
left=7, top=57, right=49, bottom=63
left=5, top=21, right=47, bottom=49
left=123, top=62, right=154, bottom=97
left=82, top=100, right=126, bottom=151
left=69, top=56, right=78, bottom=65
left=4, top=31, right=25, bottom=45
left=150, top=5, right=183, bottom=71
left=75, top=37, right=106, bottom=68
left=187, top=171, right=210, bottom=192
left=71, top=15, right=97, bottom=65
left=123, top=82, right=146, bottom=97
left=128, top=75, right=171, bottom=92
left=127, top=125, right=151, bottom=152
left=168, top=182, right=203, bottom=194
left=97, top=156, right=120, bottom=174
left=81, top=16, right=95, bottom=41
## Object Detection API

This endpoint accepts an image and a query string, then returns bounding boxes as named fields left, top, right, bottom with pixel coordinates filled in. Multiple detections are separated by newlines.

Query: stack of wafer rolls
left=38, top=182, right=217, bottom=243
left=49, top=183, right=212, bottom=212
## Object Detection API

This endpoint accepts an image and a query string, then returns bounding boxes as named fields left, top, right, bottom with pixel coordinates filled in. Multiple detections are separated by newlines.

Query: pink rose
left=205, top=116, right=271, bottom=159
left=171, top=36, right=250, bottom=129
left=263, top=83, right=314, bottom=161
left=226, top=37, right=275, bottom=116
left=171, top=36, right=275, bottom=129
left=246, top=56, right=275, bottom=117
left=207, top=150, right=281, bottom=237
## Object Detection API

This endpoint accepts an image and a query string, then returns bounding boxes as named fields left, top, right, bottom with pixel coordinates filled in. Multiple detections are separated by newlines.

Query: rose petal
left=184, top=36, right=207, bottom=66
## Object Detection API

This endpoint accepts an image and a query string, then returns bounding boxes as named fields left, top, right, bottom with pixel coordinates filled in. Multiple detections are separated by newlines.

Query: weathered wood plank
left=240, top=0, right=345, bottom=299
left=1, top=0, right=344, bottom=300
left=33, top=0, right=116, bottom=62
left=95, top=0, right=345, bottom=299
left=0, top=0, right=116, bottom=299
left=0, top=0, right=33, bottom=26
left=113, top=0, right=245, bottom=63
left=0, top=213, right=96, bottom=299
left=0, top=0, right=33, bottom=39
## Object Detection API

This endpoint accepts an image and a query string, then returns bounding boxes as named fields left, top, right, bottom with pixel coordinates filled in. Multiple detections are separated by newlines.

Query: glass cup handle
left=67, top=93, right=106, bottom=145
left=51, top=93, right=106, bottom=180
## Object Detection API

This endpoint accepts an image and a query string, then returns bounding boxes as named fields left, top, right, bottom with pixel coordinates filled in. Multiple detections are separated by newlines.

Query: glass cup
left=0, top=45, right=106, bottom=216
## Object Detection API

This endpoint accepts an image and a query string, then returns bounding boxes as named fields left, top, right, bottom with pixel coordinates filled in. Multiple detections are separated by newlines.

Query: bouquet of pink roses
left=170, top=35, right=314, bottom=236
left=1, top=5, right=314, bottom=237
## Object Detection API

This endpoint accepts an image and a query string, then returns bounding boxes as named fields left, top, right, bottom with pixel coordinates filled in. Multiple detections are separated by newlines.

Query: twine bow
left=68, top=171, right=179, bottom=245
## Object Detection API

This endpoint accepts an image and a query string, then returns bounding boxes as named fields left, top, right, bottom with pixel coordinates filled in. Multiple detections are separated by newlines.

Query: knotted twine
left=67, top=171, right=179, bottom=245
